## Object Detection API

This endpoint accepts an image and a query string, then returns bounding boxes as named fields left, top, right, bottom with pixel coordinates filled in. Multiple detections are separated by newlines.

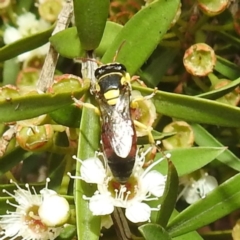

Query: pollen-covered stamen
left=25, top=205, right=48, bottom=233
left=4, top=199, right=23, bottom=212
left=109, top=176, right=138, bottom=201
left=114, top=185, right=128, bottom=201
left=2, top=189, right=15, bottom=198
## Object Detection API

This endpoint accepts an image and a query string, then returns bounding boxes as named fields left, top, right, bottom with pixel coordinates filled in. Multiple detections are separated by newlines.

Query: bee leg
left=131, top=87, right=157, bottom=107
left=142, top=144, right=158, bottom=168
left=72, top=96, right=100, bottom=115
left=130, top=75, right=147, bottom=87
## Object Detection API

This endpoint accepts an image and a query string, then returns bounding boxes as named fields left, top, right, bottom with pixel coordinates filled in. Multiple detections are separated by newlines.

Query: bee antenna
left=113, top=40, right=127, bottom=62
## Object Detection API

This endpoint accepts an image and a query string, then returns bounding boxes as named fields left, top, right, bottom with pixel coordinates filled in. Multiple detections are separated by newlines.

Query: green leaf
left=133, top=85, right=240, bottom=127
left=170, top=210, right=203, bottom=240
left=50, top=22, right=122, bottom=58
left=49, top=104, right=82, bottom=128
left=95, top=22, right=123, bottom=57
left=173, top=232, right=203, bottom=240
left=75, top=94, right=101, bottom=240
left=154, top=147, right=226, bottom=177
left=73, top=0, right=109, bottom=50
left=0, top=81, right=89, bottom=123
left=58, top=224, right=76, bottom=240
left=0, top=147, right=32, bottom=176
left=3, top=59, right=20, bottom=85
left=50, top=27, right=83, bottom=58
left=215, top=56, right=240, bottom=80
left=191, top=123, right=240, bottom=171
left=140, top=46, right=179, bottom=87
left=139, top=223, right=172, bottom=240
left=155, top=161, right=179, bottom=227
left=101, top=0, right=180, bottom=75
left=167, top=173, right=240, bottom=237
left=0, top=25, right=54, bottom=62
left=196, top=77, right=240, bottom=100
left=218, top=31, right=240, bottom=49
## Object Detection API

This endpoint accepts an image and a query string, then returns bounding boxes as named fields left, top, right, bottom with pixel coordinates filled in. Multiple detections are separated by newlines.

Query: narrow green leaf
left=73, top=0, right=109, bottom=50
left=95, top=22, right=123, bottom=57
left=0, top=147, right=32, bottom=176
left=215, top=56, right=240, bottom=80
left=0, top=81, right=89, bottom=123
left=3, top=59, right=20, bottom=85
left=16, top=0, right=33, bottom=14
left=154, top=147, right=225, bottom=177
left=75, top=94, right=101, bottom=240
left=0, top=25, right=54, bottom=62
left=140, top=46, right=179, bottom=87
left=133, top=85, right=240, bottom=127
left=101, top=0, right=180, bottom=74
left=191, top=123, right=240, bottom=171
left=167, top=173, right=240, bottom=237
left=0, top=197, right=14, bottom=214
left=49, top=104, right=82, bottom=128
left=173, top=232, right=203, bottom=240
left=139, top=223, right=172, bottom=240
left=170, top=210, right=203, bottom=240
left=196, top=77, right=240, bottom=100
left=218, top=31, right=240, bottom=48
left=156, top=161, right=178, bottom=227
left=50, top=22, right=122, bottom=58
left=58, top=224, right=76, bottom=240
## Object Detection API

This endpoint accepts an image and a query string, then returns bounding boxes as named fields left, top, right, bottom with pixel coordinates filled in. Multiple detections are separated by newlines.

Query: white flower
left=69, top=148, right=168, bottom=223
left=3, top=12, right=50, bottom=62
left=181, top=172, right=218, bottom=204
left=0, top=178, right=69, bottom=240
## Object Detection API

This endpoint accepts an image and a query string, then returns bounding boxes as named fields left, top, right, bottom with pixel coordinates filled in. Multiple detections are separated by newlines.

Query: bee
left=93, top=63, right=137, bottom=184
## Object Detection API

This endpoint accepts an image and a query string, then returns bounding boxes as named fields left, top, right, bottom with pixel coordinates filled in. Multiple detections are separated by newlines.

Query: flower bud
left=16, top=124, right=54, bottom=151
left=48, top=74, right=84, bottom=93
left=232, top=220, right=240, bottom=240
left=233, top=9, right=240, bottom=35
left=131, top=90, right=157, bottom=137
left=0, top=85, right=20, bottom=101
left=197, top=0, right=229, bottom=16
left=183, top=43, right=216, bottom=76
left=0, top=0, right=11, bottom=10
left=38, top=0, right=63, bottom=22
left=162, top=121, right=194, bottom=149
left=212, top=79, right=240, bottom=106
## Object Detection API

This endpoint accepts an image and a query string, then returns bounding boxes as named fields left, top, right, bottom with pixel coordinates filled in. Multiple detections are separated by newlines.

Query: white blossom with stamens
left=0, top=178, right=69, bottom=240
left=69, top=148, right=169, bottom=223
left=180, top=172, right=218, bottom=204
left=3, top=12, right=50, bottom=62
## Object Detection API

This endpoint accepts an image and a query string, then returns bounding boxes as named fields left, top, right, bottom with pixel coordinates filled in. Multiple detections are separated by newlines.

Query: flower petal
left=141, top=170, right=166, bottom=197
left=201, top=175, right=218, bottom=194
left=89, top=194, right=114, bottom=215
left=182, top=185, right=201, bottom=204
left=80, top=157, right=106, bottom=184
left=125, top=202, right=151, bottom=223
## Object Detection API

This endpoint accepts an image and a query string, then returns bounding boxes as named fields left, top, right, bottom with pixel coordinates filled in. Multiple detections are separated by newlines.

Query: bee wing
left=99, top=89, right=135, bottom=158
